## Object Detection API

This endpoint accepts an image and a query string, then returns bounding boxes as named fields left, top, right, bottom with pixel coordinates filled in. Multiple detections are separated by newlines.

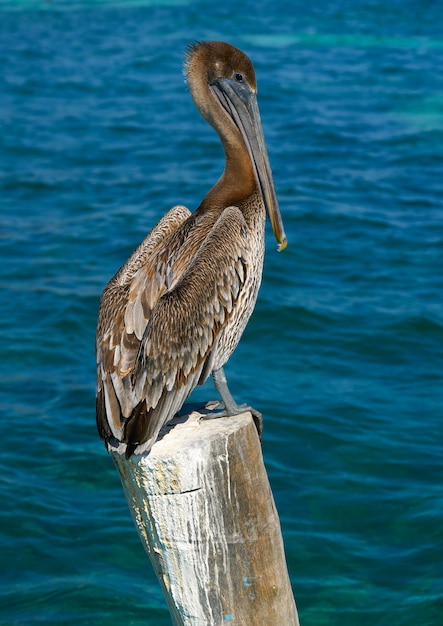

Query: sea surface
left=1, top=0, right=442, bottom=624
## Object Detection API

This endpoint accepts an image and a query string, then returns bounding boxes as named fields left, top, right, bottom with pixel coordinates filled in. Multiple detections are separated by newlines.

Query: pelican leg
left=203, top=367, right=263, bottom=439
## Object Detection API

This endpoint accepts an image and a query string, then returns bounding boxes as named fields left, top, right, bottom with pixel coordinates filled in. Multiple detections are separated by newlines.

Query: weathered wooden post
left=112, top=406, right=299, bottom=625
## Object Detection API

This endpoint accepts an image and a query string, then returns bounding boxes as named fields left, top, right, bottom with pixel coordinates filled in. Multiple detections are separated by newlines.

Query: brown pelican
left=96, top=41, right=287, bottom=458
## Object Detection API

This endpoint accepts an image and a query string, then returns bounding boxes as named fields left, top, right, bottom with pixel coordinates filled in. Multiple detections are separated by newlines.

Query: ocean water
left=1, top=0, right=442, bottom=624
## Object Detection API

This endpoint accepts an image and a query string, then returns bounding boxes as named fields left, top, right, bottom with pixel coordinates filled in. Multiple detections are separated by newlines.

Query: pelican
left=96, top=41, right=287, bottom=458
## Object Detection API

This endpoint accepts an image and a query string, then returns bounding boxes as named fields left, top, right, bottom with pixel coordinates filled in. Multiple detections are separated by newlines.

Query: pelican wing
left=98, top=206, right=250, bottom=456
left=96, top=204, right=192, bottom=447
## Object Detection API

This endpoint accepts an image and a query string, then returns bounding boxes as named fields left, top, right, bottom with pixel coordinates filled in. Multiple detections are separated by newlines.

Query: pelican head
left=185, top=41, right=287, bottom=251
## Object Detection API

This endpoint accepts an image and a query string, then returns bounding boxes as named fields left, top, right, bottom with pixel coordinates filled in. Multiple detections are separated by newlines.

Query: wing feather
left=96, top=204, right=191, bottom=443
left=96, top=205, right=250, bottom=456
left=125, top=207, right=250, bottom=448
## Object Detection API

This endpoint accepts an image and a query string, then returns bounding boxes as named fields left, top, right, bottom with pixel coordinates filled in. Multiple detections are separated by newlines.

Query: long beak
left=211, top=78, right=287, bottom=251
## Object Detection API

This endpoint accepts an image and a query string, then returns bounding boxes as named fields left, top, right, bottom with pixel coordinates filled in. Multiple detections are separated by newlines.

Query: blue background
left=1, top=0, right=442, bottom=624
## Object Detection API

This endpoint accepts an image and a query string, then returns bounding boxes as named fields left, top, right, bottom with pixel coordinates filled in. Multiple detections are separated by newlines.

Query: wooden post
left=112, top=407, right=299, bottom=626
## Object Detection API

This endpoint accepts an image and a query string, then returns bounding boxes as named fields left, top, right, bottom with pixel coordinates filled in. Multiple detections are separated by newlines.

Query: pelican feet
left=201, top=402, right=263, bottom=440
left=203, top=366, right=263, bottom=440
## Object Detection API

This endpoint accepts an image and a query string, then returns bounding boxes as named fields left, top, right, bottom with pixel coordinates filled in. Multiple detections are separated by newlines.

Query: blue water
left=1, top=0, right=442, bottom=624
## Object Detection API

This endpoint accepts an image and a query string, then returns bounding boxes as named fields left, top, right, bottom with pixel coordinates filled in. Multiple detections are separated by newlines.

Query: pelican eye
left=235, top=72, right=244, bottom=82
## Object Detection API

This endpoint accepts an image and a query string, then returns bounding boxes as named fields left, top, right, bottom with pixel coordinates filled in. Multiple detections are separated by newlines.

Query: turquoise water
left=1, top=0, right=442, bottom=624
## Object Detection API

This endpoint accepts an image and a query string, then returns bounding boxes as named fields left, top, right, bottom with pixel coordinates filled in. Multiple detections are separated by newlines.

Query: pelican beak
left=211, top=77, right=287, bottom=251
